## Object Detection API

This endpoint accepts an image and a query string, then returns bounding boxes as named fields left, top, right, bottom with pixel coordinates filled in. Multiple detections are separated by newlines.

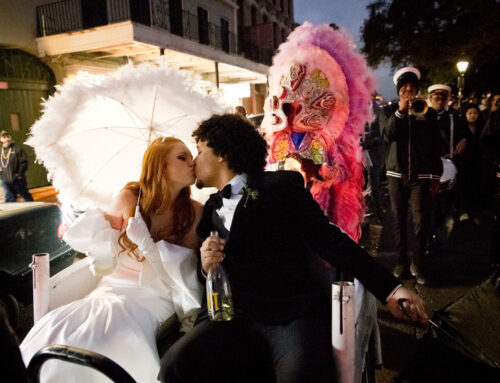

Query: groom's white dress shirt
left=216, top=173, right=247, bottom=231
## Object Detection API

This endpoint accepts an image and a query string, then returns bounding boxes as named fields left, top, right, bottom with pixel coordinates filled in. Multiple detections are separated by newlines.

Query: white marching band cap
left=393, top=67, right=421, bottom=85
left=428, top=84, right=452, bottom=95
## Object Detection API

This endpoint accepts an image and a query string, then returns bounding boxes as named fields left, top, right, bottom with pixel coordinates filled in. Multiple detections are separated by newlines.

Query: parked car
left=0, top=202, right=77, bottom=328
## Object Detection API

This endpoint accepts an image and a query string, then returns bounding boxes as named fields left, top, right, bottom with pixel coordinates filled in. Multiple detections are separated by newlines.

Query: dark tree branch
left=361, top=0, right=500, bottom=94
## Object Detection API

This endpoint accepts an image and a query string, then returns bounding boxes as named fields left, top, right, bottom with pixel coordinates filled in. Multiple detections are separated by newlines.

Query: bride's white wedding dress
left=20, top=209, right=202, bottom=382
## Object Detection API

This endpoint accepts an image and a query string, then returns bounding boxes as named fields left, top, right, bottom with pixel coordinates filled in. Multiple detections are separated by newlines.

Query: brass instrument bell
left=409, top=98, right=428, bottom=117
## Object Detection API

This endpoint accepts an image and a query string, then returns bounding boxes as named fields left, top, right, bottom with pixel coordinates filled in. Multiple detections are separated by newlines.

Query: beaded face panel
left=269, top=63, right=336, bottom=166
left=270, top=63, right=335, bottom=134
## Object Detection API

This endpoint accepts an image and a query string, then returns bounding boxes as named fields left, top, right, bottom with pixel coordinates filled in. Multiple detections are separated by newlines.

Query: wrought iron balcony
left=36, top=0, right=236, bottom=55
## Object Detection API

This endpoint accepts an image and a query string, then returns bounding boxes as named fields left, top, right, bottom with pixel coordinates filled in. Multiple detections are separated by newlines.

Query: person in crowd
left=0, top=130, right=33, bottom=202
left=482, top=94, right=500, bottom=122
left=20, top=137, right=204, bottom=382
left=379, top=68, right=442, bottom=284
left=479, top=94, right=489, bottom=113
left=160, top=114, right=428, bottom=383
left=428, top=84, right=468, bottom=159
left=480, top=109, right=500, bottom=267
left=450, top=96, right=462, bottom=113
left=363, top=97, right=386, bottom=223
left=234, top=105, right=247, bottom=118
left=454, top=103, right=486, bottom=221
left=427, top=84, right=467, bottom=242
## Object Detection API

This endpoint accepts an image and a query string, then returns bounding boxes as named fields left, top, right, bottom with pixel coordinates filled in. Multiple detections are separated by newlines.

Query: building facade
left=0, top=0, right=295, bottom=188
left=237, top=0, right=295, bottom=114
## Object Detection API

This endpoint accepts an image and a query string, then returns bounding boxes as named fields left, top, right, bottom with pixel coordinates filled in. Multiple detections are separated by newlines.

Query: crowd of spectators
left=364, top=79, right=500, bottom=283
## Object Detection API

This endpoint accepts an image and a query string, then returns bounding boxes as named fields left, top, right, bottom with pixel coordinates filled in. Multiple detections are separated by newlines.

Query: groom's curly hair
left=193, top=114, right=268, bottom=174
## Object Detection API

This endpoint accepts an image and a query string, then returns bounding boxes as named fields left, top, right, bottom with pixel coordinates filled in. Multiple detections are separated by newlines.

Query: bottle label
left=207, top=292, right=220, bottom=312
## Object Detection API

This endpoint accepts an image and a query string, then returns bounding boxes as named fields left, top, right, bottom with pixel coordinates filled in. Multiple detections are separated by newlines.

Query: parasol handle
left=136, top=187, right=142, bottom=216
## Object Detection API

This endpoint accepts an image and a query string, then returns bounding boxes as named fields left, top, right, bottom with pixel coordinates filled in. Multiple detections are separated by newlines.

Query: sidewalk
left=361, top=196, right=495, bottom=382
left=29, top=186, right=59, bottom=203
left=0, top=185, right=58, bottom=203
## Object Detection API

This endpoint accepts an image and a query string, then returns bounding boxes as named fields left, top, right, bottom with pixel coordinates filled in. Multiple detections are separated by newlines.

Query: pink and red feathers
left=265, top=23, right=375, bottom=242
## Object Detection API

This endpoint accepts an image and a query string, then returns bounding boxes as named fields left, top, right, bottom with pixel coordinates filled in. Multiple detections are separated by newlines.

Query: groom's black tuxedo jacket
left=197, top=170, right=399, bottom=324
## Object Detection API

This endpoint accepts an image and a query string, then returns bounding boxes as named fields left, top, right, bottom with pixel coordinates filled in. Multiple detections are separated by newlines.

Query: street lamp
left=456, top=60, right=469, bottom=108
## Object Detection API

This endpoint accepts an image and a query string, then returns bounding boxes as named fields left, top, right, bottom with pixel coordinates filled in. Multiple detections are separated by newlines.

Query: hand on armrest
left=386, top=286, right=428, bottom=326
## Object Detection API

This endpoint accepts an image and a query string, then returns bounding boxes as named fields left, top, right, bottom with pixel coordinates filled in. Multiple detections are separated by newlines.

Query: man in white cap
left=428, top=84, right=467, bottom=158
left=380, top=67, right=442, bottom=284
left=427, top=84, right=468, bottom=244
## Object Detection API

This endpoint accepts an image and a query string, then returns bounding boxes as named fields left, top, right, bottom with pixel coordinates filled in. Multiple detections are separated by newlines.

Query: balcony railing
left=181, top=11, right=235, bottom=54
left=36, top=0, right=82, bottom=36
left=36, top=0, right=236, bottom=55
left=240, top=40, right=273, bottom=66
left=241, top=24, right=275, bottom=66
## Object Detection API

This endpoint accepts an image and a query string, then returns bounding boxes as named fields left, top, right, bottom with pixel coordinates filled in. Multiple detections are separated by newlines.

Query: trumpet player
left=380, top=67, right=443, bottom=284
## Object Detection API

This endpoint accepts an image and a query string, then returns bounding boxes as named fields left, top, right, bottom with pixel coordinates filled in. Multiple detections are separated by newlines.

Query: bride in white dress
left=20, top=137, right=204, bottom=382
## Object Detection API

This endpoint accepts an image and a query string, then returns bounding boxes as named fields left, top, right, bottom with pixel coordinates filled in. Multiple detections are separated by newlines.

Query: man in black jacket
left=480, top=110, right=500, bottom=267
left=428, top=84, right=467, bottom=159
left=380, top=68, right=442, bottom=284
left=161, top=114, right=428, bottom=383
left=0, top=130, right=33, bottom=202
left=427, top=84, right=467, bottom=243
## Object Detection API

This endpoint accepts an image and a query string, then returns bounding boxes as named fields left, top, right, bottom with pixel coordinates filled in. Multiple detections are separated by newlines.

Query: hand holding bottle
left=200, top=232, right=226, bottom=274
left=205, top=231, right=234, bottom=321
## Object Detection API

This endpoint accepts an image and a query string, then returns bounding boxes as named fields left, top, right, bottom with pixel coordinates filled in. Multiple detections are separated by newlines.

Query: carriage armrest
left=48, top=258, right=101, bottom=311
left=27, top=345, right=136, bottom=383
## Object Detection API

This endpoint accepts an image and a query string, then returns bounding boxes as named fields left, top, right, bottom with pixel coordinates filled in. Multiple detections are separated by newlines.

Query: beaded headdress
left=263, top=23, right=375, bottom=241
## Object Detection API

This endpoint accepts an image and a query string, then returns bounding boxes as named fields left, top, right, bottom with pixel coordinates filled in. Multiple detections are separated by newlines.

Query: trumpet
left=409, top=97, right=428, bottom=117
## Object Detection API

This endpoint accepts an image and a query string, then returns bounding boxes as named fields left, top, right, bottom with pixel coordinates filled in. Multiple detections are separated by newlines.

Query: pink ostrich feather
left=268, top=23, right=375, bottom=242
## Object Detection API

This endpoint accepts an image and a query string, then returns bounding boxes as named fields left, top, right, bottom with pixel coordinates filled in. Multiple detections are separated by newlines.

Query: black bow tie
left=210, top=184, right=232, bottom=209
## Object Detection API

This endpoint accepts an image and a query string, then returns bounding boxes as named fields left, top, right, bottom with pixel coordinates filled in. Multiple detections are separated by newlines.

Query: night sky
left=294, top=0, right=396, bottom=100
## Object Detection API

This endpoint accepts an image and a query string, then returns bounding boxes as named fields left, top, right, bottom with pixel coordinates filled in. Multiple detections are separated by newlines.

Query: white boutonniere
left=242, top=184, right=259, bottom=208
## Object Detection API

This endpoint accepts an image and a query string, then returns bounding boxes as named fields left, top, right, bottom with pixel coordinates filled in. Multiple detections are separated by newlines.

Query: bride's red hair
left=118, top=137, right=195, bottom=259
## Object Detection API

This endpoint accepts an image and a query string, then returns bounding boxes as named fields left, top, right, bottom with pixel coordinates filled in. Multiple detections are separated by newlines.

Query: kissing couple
left=21, top=113, right=427, bottom=383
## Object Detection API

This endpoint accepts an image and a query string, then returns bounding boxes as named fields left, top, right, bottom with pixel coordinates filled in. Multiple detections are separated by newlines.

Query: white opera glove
left=126, top=207, right=169, bottom=282
left=126, top=207, right=156, bottom=253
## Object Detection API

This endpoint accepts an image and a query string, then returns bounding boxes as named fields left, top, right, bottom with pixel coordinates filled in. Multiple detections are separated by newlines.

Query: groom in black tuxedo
left=160, top=114, right=428, bottom=383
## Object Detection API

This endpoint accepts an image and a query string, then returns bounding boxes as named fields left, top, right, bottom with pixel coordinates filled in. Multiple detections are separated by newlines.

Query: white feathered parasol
left=28, top=61, right=228, bottom=211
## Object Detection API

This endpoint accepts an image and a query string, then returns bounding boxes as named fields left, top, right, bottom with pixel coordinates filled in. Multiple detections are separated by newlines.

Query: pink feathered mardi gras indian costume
left=263, top=23, right=375, bottom=242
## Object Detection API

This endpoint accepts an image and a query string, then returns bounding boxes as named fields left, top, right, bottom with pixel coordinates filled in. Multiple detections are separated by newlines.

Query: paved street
left=360, top=186, right=496, bottom=382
